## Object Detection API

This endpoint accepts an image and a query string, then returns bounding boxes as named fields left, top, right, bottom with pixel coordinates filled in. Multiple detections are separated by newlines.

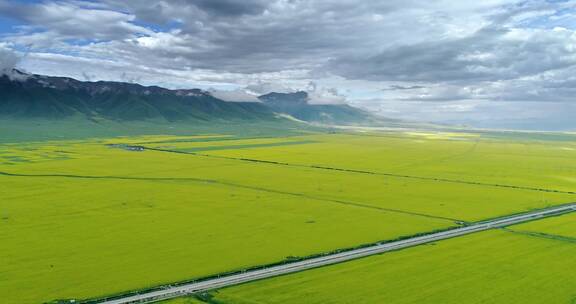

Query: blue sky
left=0, top=16, right=17, bottom=33
left=1, top=0, right=576, bottom=130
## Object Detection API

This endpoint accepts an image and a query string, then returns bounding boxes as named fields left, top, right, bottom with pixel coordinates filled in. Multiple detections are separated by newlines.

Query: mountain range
left=259, top=91, right=383, bottom=125
left=0, top=70, right=382, bottom=126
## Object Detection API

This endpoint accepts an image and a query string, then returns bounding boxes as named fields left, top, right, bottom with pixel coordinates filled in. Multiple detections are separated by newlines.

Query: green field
left=1, top=171, right=448, bottom=304
left=0, top=118, right=312, bottom=143
left=199, top=132, right=576, bottom=192
left=209, top=215, right=576, bottom=304
left=511, top=212, right=576, bottom=240
left=2, top=130, right=576, bottom=304
left=158, top=298, right=205, bottom=304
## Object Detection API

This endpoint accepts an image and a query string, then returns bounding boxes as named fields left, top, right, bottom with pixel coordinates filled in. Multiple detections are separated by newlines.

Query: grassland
left=0, top=118, right=311, bottom=143
left=210, top=221, right=576, bottom=304
left=2, top=130, right=576, bottom=304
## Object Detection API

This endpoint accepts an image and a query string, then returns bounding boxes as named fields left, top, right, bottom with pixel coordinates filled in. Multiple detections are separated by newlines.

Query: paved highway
left=95, top=203, right=576, bottom=304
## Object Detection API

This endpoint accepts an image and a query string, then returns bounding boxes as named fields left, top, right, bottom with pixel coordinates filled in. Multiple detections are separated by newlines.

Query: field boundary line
left=0, top=170, right=462, bottom=223
left=142, top=147, right=576, bottom=196
left=503, top=228, right=576, bottom=244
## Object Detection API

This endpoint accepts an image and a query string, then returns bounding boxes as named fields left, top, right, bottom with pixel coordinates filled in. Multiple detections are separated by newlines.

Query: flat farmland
left=2, top=136, right=573, bottom=222
left=197, top=132, right=576, bottom=193
left=2, top=131, right=575, bottom=304
left=158, top=297, right=205, bottom=304
left=210, top=224, right=576, bottom=304
left=2, top=175, right=448, bottom=304
left=511, top=212, right=576, bottom=239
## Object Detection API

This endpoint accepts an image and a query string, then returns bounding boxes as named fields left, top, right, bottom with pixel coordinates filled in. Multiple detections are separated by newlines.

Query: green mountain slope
left=0, top=72, right=278, bottom=122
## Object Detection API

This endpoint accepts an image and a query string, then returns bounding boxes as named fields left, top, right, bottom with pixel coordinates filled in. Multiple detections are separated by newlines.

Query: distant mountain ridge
left=0, top=70, right=276, bottom=122
left=259, top=91, right=386, bottom=125
left=0, top=70, right=388, bottom=125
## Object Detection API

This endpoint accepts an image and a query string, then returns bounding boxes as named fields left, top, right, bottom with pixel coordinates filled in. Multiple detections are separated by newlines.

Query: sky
left=0, top=0, right=576, bottom=130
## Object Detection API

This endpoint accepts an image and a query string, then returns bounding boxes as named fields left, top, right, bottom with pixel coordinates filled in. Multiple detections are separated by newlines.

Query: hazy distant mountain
left=0, top=70, right=277, bottom=122
left=258, top=91, right=387, bottom=125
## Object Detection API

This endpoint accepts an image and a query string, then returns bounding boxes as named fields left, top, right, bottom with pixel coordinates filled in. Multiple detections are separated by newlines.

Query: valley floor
left=1, top=127, right=576, bottom=304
